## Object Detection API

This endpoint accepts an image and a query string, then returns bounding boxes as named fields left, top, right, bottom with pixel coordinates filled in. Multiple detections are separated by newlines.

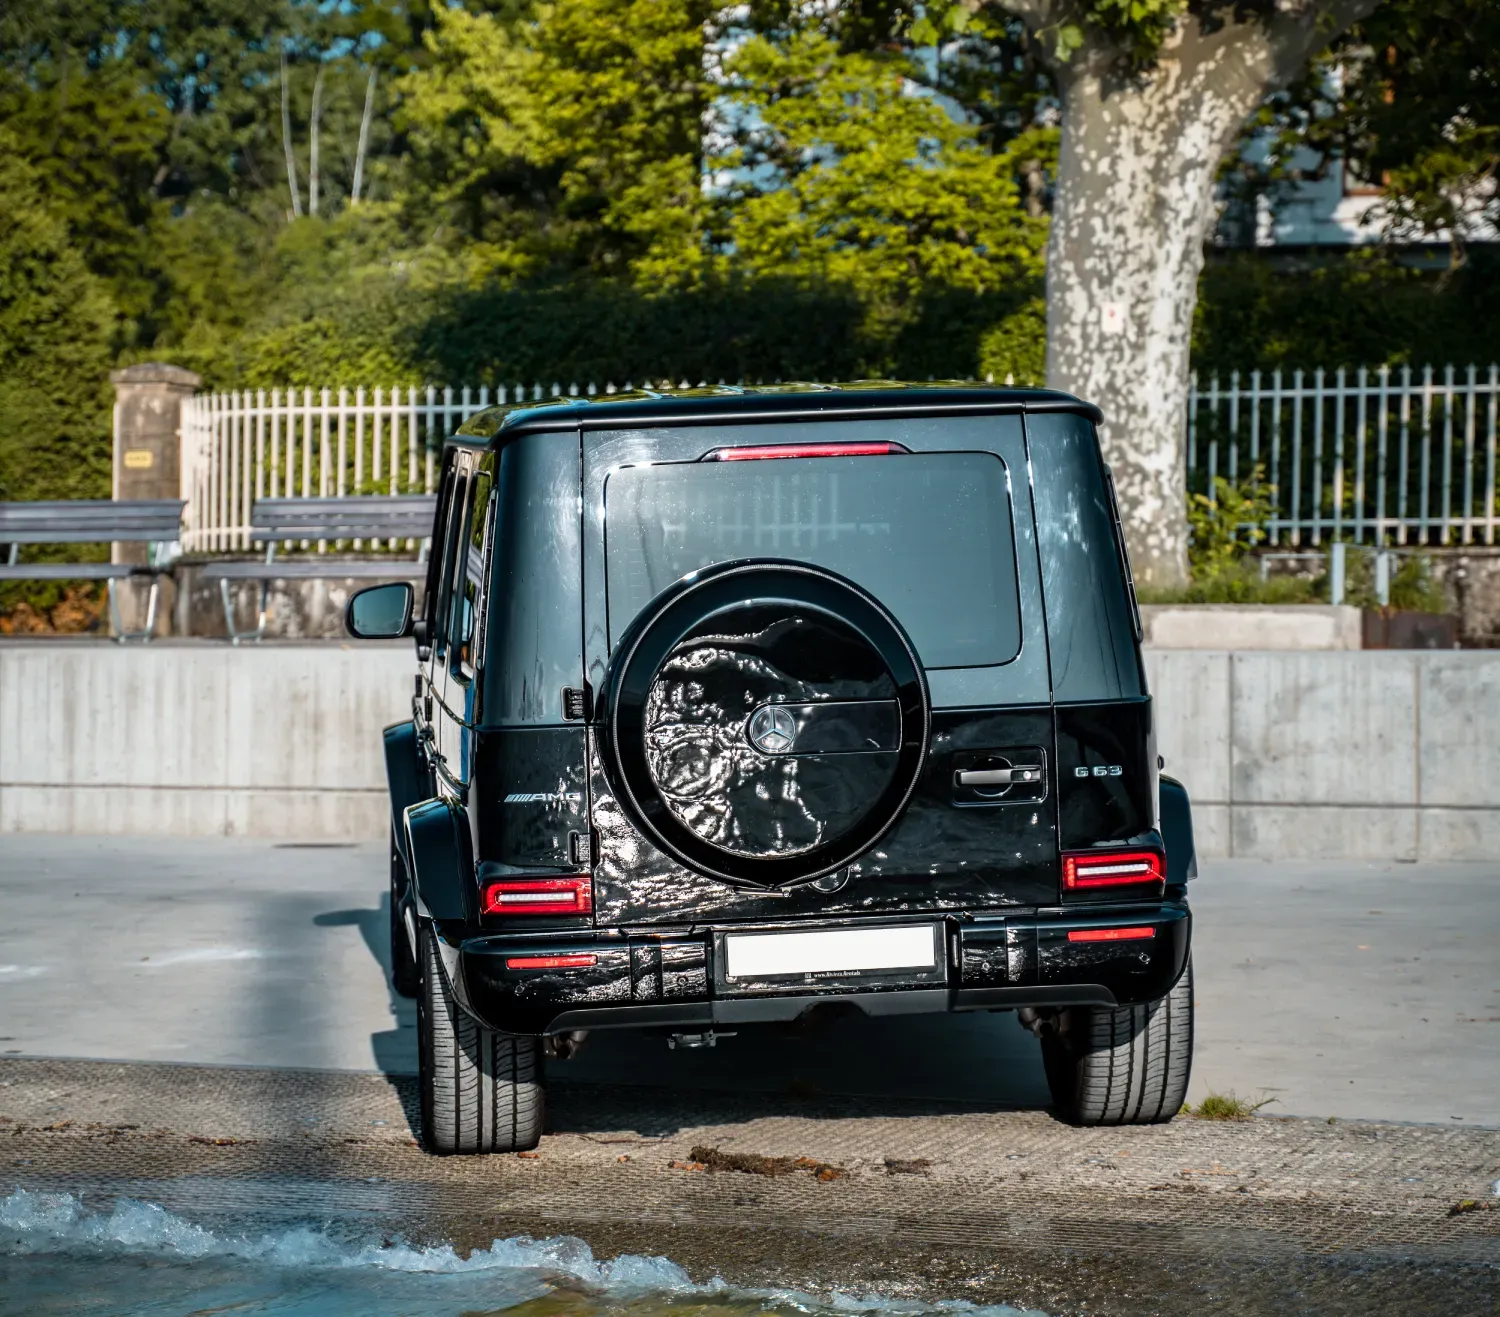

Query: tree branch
left=308, top=64, right=325, bottom=218
left=987, top=0, right=1383, bottom=84
left=983, top=0, right=1064, bottom=28
left=1263, top=0, right=1386, bottom=89
left=280, top=49, right=303, bottom=219
left=351, top=67, right=377, bottom=206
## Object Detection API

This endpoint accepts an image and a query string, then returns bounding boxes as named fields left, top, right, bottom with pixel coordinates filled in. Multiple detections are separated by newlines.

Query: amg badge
left=503, top=791, right=583, bottom=807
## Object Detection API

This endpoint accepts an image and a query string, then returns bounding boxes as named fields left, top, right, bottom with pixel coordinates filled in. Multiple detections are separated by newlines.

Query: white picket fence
left=179, top=383, right=604, bottom=551
left=180, top=368, right=1500, bottom=553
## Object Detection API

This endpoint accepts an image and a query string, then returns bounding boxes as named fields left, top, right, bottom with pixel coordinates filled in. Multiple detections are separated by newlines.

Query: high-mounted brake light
left=482, top=874, right=593, bottom=917
left=1067, top=926, right=1155, bottom=943
left=707, top=441, right=904, bottom=461
left=505, top=953, right=598, bottom=970
left=1062, top=850, right=1165, bottom=893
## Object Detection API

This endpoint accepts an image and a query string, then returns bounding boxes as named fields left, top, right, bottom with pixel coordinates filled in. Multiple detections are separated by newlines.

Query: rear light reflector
left=1062, top=850, right=1165, bottom=892
left=482, top=874, right=593, bottom=916
left=505, top=954, right=598, bottom=970
left=708, top=441, right=904, bottom=461
left=1067, top=926, right=1155, bottom=943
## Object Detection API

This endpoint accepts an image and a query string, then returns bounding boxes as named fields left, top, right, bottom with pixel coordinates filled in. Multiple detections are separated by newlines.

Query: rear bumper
left=455, top=902, right=1190, bottom=1036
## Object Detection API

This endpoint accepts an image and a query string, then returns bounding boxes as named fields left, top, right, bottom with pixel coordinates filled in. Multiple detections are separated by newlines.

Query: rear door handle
left=955, top=765, right=1042, bottom=787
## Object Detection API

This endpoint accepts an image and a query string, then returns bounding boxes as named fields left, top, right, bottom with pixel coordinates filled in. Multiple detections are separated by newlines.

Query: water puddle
left=0, top=1189, right=1050, bottom=1317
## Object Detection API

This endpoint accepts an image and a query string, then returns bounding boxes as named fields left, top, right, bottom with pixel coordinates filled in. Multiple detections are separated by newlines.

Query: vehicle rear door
left=582, top=412, right=1061, bottom=926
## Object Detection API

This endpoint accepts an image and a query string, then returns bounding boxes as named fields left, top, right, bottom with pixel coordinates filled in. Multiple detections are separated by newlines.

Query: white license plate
left=724, top=924, right=938, bottom=980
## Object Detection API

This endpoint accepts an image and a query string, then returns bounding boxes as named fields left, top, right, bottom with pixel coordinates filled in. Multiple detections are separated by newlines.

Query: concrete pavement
left=0, top=836, right=1495, bottom=1125
left=3, top=1055, right=1497, bottom=1317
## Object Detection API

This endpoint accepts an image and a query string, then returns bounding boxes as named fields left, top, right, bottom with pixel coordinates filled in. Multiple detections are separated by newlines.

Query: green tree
left=709, top=28, right=1048, bottom=298
left=396, top=2, right=1048, bottom=374
left=0, top=0, right=433, bottom=360
left=916, top=0, right=1391, bottom=588
left=0, top=130, right=115, bottom=503
left=1245, top=0, right=1499, bottom=258
left=0, top=0, right=295, bottom=346
left=399, top=0, right=715, bottom=281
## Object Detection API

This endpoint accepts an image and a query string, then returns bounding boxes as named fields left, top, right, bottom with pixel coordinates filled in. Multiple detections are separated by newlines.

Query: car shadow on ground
left=319, top=895, right=1057, bottom=1141
left=312, top=899, right=418, bottom=1078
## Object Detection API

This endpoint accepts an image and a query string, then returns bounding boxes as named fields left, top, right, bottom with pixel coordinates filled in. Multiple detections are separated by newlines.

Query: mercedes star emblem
left=747, top=704, right=797, bottom=755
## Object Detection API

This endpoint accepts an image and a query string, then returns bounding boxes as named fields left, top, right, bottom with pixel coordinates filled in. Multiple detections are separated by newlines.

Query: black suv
left=346, top=384, right=1196, bottom=1153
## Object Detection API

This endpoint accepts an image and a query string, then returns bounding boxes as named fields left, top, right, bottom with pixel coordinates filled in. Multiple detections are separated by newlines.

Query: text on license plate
left=724, top=924, right=938, bottom=980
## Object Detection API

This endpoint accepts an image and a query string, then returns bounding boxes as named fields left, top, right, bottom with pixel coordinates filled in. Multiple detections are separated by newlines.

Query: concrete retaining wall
left=1147, top=650, right=1500, bottom=861
left=0, top=643, right=410, bottom=840
left=1139, top=605, right=1363, bottom=651
left=2, top=642, right=1496, bottom=858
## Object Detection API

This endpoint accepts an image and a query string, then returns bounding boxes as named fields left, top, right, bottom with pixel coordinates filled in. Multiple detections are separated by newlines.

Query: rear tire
left=1041, top=958, right=1194, bottom=1126
left=389, top=827, right=419, bottom=999
left=417, top=923, right=544, bottom=1154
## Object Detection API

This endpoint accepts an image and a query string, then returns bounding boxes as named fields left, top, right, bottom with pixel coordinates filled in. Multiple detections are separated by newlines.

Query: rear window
left=604, top=451, right=1020, bottom=669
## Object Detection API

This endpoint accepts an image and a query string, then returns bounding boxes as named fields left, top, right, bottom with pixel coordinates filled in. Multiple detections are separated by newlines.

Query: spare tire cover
left=603, top=560, right=930, bottom=887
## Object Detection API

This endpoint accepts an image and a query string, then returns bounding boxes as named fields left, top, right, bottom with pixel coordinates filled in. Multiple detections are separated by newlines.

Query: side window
left=451, top=455, right=495, bottom=684
left=422, top=460, right=460, bottom=636
left=430, top=457, right=471, bottom=660
left=1027, top=412, right=1144, bottom=702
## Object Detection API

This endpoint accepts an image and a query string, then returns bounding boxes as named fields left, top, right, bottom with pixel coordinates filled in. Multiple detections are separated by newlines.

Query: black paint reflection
left=643, top=608, right=900, bottom=859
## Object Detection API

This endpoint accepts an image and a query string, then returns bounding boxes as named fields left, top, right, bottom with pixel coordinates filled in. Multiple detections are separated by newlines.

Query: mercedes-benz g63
left=345, top=384, right=1197, bottom=1153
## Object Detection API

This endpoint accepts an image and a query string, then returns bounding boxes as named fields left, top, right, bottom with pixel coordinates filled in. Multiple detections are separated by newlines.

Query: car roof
left=450, top=381, right=1101, bottom=447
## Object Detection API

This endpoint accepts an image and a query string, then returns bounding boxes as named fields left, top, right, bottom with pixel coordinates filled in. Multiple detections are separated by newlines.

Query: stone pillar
left=110, top=364, right=202, bottom=634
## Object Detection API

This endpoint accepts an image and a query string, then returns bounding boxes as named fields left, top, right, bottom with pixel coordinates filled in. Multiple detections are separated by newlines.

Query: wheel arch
left=1159, top=773, right=1197, bottom=886
left=384, top=720, right=429, bottom=876
left=403, top=795, right=475, bottom=925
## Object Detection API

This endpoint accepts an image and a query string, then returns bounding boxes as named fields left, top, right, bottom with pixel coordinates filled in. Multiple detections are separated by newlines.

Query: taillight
left=1067, top=926, right=1155, bottom=943
left=481, top=874, right=593, bottom=917
left=1062, top=850, right=1165, bottom=893
left=505, top=954, right=598, bottom=970
left=706, top=441, right=906, bottom=461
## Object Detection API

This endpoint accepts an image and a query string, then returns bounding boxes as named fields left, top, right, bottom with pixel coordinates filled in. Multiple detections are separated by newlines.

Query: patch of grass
left=1138, top=566, right=1322, bottom=606
left=1182, top=1091, right=1276, bottom=1120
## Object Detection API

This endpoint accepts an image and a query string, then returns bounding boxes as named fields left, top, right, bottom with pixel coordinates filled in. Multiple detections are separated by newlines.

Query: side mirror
left=346, top=582, right=414, bottom=639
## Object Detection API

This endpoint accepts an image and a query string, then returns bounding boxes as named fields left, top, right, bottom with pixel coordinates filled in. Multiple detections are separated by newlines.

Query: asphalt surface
left=0, top=836, right=1495, bottom=1126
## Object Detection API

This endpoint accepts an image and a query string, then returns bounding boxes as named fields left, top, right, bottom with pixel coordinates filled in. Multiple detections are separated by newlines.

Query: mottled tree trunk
left=1046, top=31, right=1271, bottom=587
left=1017, top=2, right=1382, bottom=587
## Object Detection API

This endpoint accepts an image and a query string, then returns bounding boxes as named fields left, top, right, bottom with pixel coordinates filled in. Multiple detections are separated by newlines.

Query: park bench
left=0, top=499, right=185, bottom=641
left=200, top=495, right=437, bottom=644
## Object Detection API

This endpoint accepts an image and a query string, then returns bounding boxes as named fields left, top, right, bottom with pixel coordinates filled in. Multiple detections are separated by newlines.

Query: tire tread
left=1043, top=959, right=1194, bottom=1126
left=418, top=925, right=544, bottom=1153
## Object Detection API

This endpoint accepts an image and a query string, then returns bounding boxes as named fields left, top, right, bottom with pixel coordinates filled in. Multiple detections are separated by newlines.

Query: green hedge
left=157, top=247, right=1500, bottom=394
left=1193, top=248, right=1500, bottom=374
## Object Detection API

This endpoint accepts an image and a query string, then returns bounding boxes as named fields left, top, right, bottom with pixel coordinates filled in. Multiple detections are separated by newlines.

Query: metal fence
left=181, top=367, right=1500, bottom=553
left=1186, top=364, right=1500, bottom=546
